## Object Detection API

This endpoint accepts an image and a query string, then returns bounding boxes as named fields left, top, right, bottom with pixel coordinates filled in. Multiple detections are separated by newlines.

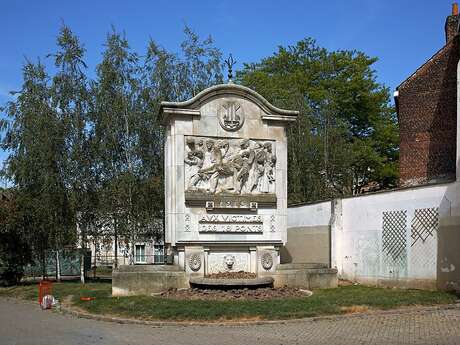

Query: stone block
left=112, top=266, right=188, bottom=296
left=272, top=264, right=338, bottom=289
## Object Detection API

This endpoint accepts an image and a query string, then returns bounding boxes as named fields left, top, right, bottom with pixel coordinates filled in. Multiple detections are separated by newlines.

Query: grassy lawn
left=0, top=281, right=110, bottom=302
left=0, top=282, right=457, bottom=321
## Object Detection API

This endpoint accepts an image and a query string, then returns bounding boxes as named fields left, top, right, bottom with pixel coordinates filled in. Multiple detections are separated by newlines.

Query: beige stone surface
left=161, top=83, right=298, bottom=278
left=281, top=226, right=331, bottom=265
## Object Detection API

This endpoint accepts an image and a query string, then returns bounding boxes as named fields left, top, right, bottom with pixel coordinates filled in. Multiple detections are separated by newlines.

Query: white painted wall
left=287, top=182, right=458, bottom=288
left=287, top=201, right=331, bottom=228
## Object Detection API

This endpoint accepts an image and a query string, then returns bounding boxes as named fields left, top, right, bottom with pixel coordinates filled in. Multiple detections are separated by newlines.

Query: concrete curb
left=59, top=302, right=460, bottom=327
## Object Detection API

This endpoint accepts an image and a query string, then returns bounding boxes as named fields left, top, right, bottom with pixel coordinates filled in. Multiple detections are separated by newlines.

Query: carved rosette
left=261, top=252, right=273, bottom=270
left=188, top=253, right=202, bottom=271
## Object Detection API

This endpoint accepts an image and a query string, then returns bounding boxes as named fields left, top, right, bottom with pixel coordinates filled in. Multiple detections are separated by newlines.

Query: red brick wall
left=397, top=36, right=459, bottom=186
left=445, top=15, right=459, bottom=43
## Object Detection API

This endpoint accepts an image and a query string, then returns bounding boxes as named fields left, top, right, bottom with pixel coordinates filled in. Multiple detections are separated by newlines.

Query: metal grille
left=411, top=207, right=439, bottom=246
left=382, top=210, right=407, bottom=272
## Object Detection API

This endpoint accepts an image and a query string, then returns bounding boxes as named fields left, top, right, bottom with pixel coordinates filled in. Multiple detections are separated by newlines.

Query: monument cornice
left=160, top=83, right=298, bottom=123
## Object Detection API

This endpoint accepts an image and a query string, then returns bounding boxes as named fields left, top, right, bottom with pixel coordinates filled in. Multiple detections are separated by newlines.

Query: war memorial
left=112, top=81, right=338, bottom=295
left=112, top=6, right=460, bottom=296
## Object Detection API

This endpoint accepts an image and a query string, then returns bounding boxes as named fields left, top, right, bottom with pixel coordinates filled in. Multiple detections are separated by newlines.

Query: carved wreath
left=261, top=252, right=273, bottom=270
left=189, top=253, right=202, bottom=271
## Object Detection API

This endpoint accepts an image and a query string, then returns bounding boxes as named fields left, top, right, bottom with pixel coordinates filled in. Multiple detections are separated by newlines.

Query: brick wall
left=445, top=14, right=459, bottom=43
left=397, top=35, right=459, bottom=186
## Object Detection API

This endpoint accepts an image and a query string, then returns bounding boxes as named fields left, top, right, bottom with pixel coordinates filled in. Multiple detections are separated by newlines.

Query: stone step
left=115, top=265, right=182, bottom=273
left=277, top=263, right=329, bottom=270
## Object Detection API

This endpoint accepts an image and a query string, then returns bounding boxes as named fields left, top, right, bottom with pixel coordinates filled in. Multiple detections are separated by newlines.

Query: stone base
left=112, top=265, right=188, bottom=296
left=112, top=262, right=338, bottom=296
left=269, top=263, right=338, bottom=289
left=176, top=245, right=280, bottom=276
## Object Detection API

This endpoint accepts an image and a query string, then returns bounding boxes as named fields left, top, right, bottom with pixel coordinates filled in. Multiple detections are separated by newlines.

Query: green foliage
left=1, top=58, right=75, bottom=275
left=0, top=190, right=32, bottom=285
left=0, top=24, right=223, bottom=269
left=0, top=27, right=400, bottom=270
left=237, top=38, right=399, bottom=203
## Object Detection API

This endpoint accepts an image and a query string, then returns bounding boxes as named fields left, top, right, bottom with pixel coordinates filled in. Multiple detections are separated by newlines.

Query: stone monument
left=112, top=81, right=338, bottom=296
left=160, top=82, right=298, bottom=278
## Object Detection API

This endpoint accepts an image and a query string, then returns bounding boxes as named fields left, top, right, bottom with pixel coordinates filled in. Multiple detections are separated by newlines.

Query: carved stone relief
left=184, top=136, right=276, bottom=195
left=188, top=253, right=202, bottom=271
left=261, top=252, right=273, bottom=270
left=270, top=215, right=276, bottom=232
left=207, top=252, right=249, bottom=273
left=218, top=101, right=244, bottom=131
left=184, top=214, right=191, bottom=232
left=224, top=255, right=235, bottom=270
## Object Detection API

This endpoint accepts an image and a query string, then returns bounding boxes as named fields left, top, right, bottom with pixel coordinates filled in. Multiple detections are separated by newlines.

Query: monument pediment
left=161, top=83, right=298, bottom=124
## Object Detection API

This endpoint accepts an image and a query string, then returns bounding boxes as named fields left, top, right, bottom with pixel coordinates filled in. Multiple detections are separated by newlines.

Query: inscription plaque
left=199, top=214, right=262, bottom=223
left=198, top=214, right=264, bottom=233
left=199, top=224, right=263, bottom=233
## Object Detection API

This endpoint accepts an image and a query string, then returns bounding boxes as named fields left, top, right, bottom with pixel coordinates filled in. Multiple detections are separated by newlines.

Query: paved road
left=1, top=298, right=460, bottom=345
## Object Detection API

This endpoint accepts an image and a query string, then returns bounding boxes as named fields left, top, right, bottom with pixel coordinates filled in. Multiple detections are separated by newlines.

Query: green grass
left=0, top=281, right=111, bottom=302
left=0, top=282, right=456, bottom=321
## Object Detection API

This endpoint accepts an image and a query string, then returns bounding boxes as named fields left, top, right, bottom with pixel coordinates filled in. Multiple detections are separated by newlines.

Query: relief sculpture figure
left=184, top=138, right=205, bottom=190
left=199, top=139, right=224, bottom=193
left=184, top=136, right=275, bottom=195
left=260, top=142, right=276, bottom=193
left=249, top=143, right=266, bottom=192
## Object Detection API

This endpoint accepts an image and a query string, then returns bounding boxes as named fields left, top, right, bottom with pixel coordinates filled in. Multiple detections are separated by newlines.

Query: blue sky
left=0, top=0, right=455, bottom=185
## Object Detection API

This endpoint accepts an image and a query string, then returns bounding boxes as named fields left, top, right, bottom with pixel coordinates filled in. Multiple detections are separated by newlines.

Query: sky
left=0, top=0, right=455, bottom=186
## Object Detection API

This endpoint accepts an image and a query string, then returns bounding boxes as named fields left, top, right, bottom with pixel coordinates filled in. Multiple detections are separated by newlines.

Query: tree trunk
left=41, top=252, right=46, bottom=279
left=80, top=251, right=85, bottom=284
left=55, top=250, right=61, bottom=282
left=93, top=239, right=97, bottom=279
left=114, top=219, right=118, bottom=269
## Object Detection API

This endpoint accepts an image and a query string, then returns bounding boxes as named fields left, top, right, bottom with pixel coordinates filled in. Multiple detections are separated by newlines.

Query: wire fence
left=22, top=251, right=172, bottom=281
left=91, top=254, right=169, bottom=267
left=23, top=249, right=91, bottom=280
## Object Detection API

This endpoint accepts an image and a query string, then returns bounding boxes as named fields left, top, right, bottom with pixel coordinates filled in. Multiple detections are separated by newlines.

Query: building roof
left=396, top=37, right=458, bottom=91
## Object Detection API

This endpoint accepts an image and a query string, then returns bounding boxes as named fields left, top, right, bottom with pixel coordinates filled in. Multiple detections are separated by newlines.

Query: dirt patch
left=338, top=280, right=355, bottom=287
left=340, top=305, right=370, bottom=314
left=204, top=272, right=257, bottom=279
left=158, top=287, right=312, bottom=301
